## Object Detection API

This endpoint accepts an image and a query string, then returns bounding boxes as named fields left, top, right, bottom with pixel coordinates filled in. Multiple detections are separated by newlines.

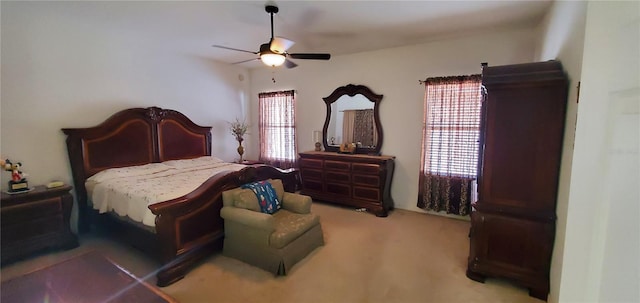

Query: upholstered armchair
left=221, top=179, right=324, bottom=275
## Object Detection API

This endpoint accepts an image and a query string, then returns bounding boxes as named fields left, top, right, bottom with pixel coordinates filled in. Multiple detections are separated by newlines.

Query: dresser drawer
left=302, top=179, right=324, bottom=193
left=353, top=174, right=380, bottom=187
left=299, top=158, right=323, bottom=169
left=1, top=197, right=62, bottom=225
left=301, top=168, right=323, bottom=180
left=325, top=160, right=351, bottom=171
left=353, top=186, right=381, bottom=202
left=326, top=171, right=350, bottom=183
left=352, top=163, right=380, bottom=175
left=326, top=183, right=351, bottom=196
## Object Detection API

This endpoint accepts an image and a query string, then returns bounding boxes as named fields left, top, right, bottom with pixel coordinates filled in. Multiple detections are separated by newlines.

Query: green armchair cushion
left=281, top=192, right=312, bottom=214
left=220, top=207, right=275, bottom=232
left=269, top=210, right=320, bottom=249
left=235, top=189, right=261, bottom=212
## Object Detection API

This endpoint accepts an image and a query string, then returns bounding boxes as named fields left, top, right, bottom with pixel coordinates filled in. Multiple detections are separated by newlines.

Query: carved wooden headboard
left=62, top=106, right=212, bottom=231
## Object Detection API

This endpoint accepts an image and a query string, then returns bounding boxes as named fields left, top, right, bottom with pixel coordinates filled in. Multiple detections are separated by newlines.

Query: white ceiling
left=47, top=0, right=553, bottom=69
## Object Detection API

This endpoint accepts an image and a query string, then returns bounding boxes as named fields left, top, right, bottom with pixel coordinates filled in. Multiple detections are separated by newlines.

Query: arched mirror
left=322, top=84, right=383, bottom=155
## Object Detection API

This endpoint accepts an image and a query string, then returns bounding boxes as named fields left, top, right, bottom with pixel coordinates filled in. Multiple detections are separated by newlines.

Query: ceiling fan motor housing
left=260, top=43, right=277, bottom=55
left=265, top=5, right=279, bottom=14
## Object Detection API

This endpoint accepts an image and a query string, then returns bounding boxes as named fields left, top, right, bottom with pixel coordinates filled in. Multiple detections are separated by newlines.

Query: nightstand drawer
left=2, top=215, right=64, bottom=243
left=1, top=197, right=62, bottom=225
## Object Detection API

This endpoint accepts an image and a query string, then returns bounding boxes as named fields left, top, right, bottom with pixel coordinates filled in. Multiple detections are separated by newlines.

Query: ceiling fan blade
left=284, top=59, right=298, bottom=69
left=212, top=45, right=258, bottom=55
left=288, top=53, right=331, bottom=60
left=270, top=37, right=295, bottom=54
left=232, top=58, right=260, bottom=65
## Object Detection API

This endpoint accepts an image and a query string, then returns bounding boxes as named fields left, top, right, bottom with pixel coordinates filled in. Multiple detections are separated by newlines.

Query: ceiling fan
left=212, top=5, right=331, bottom=68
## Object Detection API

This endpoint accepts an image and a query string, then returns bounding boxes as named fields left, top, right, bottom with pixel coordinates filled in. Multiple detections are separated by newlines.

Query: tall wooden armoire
left=466, top=61, right=569, bottom=301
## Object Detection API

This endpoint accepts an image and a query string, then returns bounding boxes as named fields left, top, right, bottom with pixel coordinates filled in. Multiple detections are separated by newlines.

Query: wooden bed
left=62, top=106, right=298, bottom=286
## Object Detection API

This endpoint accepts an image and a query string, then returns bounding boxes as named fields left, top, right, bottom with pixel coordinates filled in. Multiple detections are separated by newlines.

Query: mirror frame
left=322, top=84, right=384, bottom=155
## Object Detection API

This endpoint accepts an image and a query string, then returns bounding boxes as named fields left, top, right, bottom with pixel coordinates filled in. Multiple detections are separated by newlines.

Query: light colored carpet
left=1, top=203, right=544, bottom=303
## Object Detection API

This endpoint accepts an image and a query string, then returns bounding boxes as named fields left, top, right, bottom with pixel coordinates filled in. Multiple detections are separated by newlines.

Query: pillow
left=241, top=180, right=281, bottom=214
left=162, top=156, right=225, bottom=169
left=234, top=189, right=261, bottom=212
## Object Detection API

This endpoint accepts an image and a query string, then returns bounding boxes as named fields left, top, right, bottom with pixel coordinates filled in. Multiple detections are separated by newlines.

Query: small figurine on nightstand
left=2, top=158, right=29, bottom=192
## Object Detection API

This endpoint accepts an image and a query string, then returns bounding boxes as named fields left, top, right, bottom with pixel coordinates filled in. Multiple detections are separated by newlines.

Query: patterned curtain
left=417, top=75, right=482, bottom=215
left=353, top=109, right=375, bottom=147
left=258, top=90, right=298, bottom=169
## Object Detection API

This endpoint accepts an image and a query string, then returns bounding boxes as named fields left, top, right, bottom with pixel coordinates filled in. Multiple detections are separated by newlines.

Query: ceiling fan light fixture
left=260, top=53, right=286, bottom=67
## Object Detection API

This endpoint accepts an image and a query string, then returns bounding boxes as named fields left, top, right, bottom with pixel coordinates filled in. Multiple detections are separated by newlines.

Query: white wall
left=248, top=26, right=536, bottom=213
left=534, top=1, right=587, bottom=302
left=557, top=1, right=640, bottom=302
left=0, top=2, right=251, bottom=230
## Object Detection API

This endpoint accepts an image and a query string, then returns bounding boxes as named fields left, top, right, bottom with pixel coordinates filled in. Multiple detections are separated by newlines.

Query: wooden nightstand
left=1, top=185, right=79, bottom=265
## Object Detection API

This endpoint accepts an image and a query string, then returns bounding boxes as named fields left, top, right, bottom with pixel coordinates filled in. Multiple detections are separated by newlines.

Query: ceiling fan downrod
left=266, top=5, right=279, bottom=41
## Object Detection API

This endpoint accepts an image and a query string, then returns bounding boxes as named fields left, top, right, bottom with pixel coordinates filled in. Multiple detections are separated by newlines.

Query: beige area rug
left=161, top=203, right=544, bottom=303
left=0, top=202, right=544, bottom=303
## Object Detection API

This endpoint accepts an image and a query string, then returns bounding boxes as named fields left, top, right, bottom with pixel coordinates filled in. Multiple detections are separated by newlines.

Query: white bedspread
left=86, top=156, right=246, bottom=227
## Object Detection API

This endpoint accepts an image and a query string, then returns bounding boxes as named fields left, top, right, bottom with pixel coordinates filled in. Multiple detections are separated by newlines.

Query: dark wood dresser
left=298, top=151, right=395, bottom=217
left=1, top=185, right=78, bottom=264
left=466, top=61, right=568, bottom=301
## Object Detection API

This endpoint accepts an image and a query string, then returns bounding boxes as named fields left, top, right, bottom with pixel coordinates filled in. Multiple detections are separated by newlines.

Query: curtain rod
left=419, top=63, right=487, bottom=85
left=339, top=109, right=373, bottom=112
left=258, top=89, right=296, bottom=96
left=418, top=74, right=482, bottom=85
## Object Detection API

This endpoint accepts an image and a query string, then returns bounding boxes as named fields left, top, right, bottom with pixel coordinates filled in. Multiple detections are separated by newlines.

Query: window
left=258, top=90, right=297, bottom=169
left=421, top=75, right=482, bottom=177
left=417, top=75, right=482, bottom=215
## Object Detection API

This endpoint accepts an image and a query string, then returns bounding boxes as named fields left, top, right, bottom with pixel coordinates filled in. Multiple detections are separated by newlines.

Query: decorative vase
left=236, top=138, right=244, bottom=163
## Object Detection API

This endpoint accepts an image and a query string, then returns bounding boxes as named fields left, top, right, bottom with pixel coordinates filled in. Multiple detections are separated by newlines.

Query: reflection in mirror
left=327, top=95, right=376, bottom=148
left=322, top=84, right=383, bottom=155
